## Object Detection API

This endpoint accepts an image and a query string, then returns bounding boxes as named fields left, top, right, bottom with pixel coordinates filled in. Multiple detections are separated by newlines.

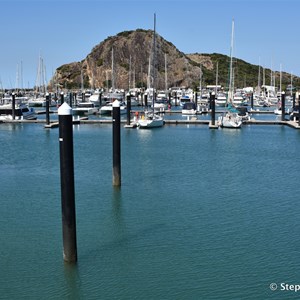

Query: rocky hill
left=50, top=29, right=299, bottom=92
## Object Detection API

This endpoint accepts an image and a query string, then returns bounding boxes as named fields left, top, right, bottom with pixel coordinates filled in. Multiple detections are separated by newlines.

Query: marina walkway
left=1, top=117, right=300, bottom=129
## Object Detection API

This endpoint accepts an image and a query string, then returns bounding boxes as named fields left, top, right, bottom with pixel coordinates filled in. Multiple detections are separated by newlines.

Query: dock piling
left=126, top=94, right=131, bottom=126
left=292, top=93, right=295, bottom=110
left=46, top=93, right=50, bottom=125
left=12, top=93, right=16, bottom=120
left=99, top=92, right=102, bottom=107
left=281, top=92, right=286, bottom=121
left=58, top=103, right=77, bottom=263
left=60, top=92, right=64, bottom=106
left=69, top=92, right=73, bottom=108
left=112, top=100, right=121, bottom=186
left=211, top=92, right=216, bottom=125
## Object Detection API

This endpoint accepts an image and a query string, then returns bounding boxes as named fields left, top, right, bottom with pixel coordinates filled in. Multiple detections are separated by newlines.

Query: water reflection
left=111, top=188, right=126, bottom=243
left=63, top=263, right=81, bottom=298
left=0, top=123, right=24, bottom=132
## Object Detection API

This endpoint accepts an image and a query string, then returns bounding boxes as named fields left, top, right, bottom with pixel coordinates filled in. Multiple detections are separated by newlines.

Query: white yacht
left=138, top=110, right=164, bottom=128
left=218, top=111, right=242, bottom=128
left=0, top=103, right=36, bottom=120
left=73, top=102, right=98, bottom=115
left=28, top=96, right=57, bottom=107
left=215, top=93, right=227, bottom=107
left=232, top=93, right=244, bottom=106
left=99, top=101, right=127, bottom=115
left=182, top=102, right=197, bottom=115
left=88, top=90, right=102, bottom=107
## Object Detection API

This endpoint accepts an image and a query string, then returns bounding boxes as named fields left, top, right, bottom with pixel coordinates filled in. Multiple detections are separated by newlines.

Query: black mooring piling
left=211, top=92, right=216, bottom=125
left=99, top=92, right=102, bottom=107
left=126, top=94, right=131, bottom=126
left=69, top=92, right=73, bottom=108
left=60, top=92, right=64, bottom=106
left=12, top=93, right=16, bottom=120
left=112, top=100, right=121, bottom=186
left=250, top=93, right=254, bottom=110
left=46, top=93, right=50, bottom=125
left=281, top=92, right=286, bottom=121
left=58, top=103, right=77, bottom=263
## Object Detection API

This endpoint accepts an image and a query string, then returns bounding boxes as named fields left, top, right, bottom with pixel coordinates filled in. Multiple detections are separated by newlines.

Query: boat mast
left=80, top=69, right=84, bottom=91
left=165, top=53, right=168, bottom=96
left=279, top=64, right=282, bottom=95
left=16, top=63, right=19, bottom=93
left=147, top=57, right=151, bottom=92
left=215, top=61, right=219, bottom=95
left=111, top=47, right=115, bottom=92
left=199, top=64, right=202, bottom=100
left=20, top=60, right=23, bottom=92
left=290, top=71, right=293, bottom=97
left=228, top=19, right=234, bottom=103
left=152, top=12, right=157, bottom=112
left=258, top=57, right=261, bottom=96
left=270, top=59, right=273, bottom=87
left=129, top=55, right=132, bottom=91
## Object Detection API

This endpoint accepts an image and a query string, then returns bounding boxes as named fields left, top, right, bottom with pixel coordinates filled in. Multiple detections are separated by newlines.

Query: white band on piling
left=58, top=102, right=72, bottom=115
left=112, top=100, right=120, bottom=107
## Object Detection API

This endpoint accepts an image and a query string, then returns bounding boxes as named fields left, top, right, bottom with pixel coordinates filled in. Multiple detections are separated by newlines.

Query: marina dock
left=1, top=116, right=300, bottom=129
left=1, top=109, right=299, bottom=129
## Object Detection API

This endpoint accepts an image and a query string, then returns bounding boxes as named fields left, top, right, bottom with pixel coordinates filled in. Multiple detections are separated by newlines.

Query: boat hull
left=218, top=113, right=242, bottom=128
left=138, top=112, right=164, bottom=128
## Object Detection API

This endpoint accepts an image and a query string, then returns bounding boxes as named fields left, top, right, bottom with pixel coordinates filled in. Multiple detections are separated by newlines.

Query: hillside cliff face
left=51, top=29, right=298, bottom=91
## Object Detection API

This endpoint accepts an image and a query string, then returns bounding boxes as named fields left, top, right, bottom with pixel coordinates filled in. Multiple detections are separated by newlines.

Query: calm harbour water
left=1, top=120, right=300, bottom=299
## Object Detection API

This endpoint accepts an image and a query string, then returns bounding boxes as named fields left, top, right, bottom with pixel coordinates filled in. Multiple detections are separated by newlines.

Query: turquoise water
left=1, top=122, right=300, bottom=299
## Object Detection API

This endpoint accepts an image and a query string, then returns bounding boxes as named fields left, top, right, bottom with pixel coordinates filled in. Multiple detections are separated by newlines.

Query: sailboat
left=138, top=13, right=164, bottom=129
left=99, top=47, right=127, bottom=115
left=218, top=19, right=242, bottom=129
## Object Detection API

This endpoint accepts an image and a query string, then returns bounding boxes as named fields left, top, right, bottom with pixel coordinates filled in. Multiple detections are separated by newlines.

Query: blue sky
left=1, top=0, right=299, bottom=89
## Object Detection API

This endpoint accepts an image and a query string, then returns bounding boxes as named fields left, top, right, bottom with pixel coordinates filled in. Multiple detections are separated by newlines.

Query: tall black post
left=99, top=92, right=102, bottom=107
left=298, top=97, right=300, bottom=126
left=144, top=94, right=148, bottom=108
left=69, top=92, right=73, bottom=108
left=46, top=93, right=50, bottom=125
left=209, top=92, right=212, bottom=110
left=112, top=100, right=121, bottom=186
left=58, top=103, right=77, bottom=263
left=12, top=93, right=16, bottom=120
left=60, top=92, right=64, bottom=106
left=126, top=94, right=131, bottom=126
left=281, top=92, right=286, bottom=121
left=211, top=92, right=216, bottom=125
left=74, top=93, right=77, bottom=106
left=292, top=93, right=296, bottom=110
left=195, top=92, right=198, bottom=108
left=250, top=93, right=254, bottom=110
